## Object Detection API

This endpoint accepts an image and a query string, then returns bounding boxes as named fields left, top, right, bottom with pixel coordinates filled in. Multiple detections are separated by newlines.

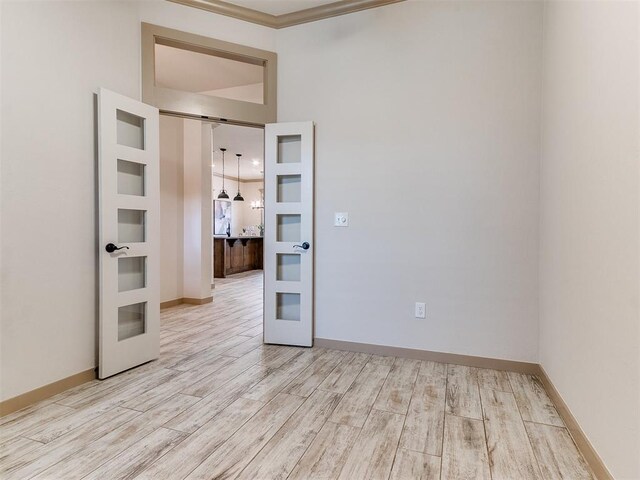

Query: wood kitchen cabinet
left=213, top=237, right=263, bottom=278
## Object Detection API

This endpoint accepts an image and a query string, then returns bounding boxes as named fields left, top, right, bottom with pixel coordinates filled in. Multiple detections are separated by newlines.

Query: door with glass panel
left=264, top=122, right=314, bottom=347
left=98, top=88, right=160, bottom=379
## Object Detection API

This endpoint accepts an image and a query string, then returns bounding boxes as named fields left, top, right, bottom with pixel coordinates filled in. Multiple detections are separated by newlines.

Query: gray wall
left=277, top=0, right=543, bottom=362
left=0, top=0, right=276, bottom=401
left=539, top=1, right=640, bottom=477
left=160, top=115, right=185, bottom=303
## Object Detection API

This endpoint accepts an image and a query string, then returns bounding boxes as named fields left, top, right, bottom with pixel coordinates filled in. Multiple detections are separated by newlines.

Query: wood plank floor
left=0, top=271, right=593, bottom=480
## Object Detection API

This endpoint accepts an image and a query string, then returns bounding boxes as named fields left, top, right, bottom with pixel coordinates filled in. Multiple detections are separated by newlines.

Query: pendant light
left=217, top=148, right=229, bottom=199
left=233, top=153, right=244, bottom=201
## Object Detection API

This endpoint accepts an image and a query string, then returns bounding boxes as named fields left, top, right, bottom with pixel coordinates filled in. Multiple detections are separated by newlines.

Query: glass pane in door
left=276, top=293, right=300, bottom=321
left=118, top=257, right=146, bottom=292
left=277, top=254, right=301, bottom=281
left=118, top=302, right=146, bottom=341
left=117, top=110, right=145, bottom=150
left=118, top=209, right=146, bottom=243
left=277, top=175, right=301, bottom=203
left=117, top=160, right=145, bottom=196
left=276, top=214, right=301, bottom=242
left=277, top=136, right=301, bottom=163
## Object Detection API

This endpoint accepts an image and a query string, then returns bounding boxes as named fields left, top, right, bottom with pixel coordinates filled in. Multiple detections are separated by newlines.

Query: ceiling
left=224, top=0, right=338, bottom=16
left=211, top=123, right=264, bottom=181
left=154, top=44, right=263, bottom=94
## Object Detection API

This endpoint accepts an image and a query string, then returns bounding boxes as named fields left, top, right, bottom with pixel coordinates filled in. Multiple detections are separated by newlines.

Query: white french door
left=264, top=121, right=314, bottom=347
left=98, top=88, right=160, bottom=379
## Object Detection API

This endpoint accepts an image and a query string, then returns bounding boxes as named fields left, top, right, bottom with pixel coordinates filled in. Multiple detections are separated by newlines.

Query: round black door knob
left=105, top=243, right=129, bottom=253
left=294, top=242, right=310, bottom=250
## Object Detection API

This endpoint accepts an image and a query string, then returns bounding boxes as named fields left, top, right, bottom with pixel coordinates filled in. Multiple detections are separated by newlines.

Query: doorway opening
left=98, top=91, right=314, bottom=378
left=158, top=115, right=265, bottom=356
left=98, top=25, right=313, bottom=380
left=124, top=23, right=313, bottom=379
left=141, top=22, right=275, bottom=359
left=212, top=123, right=265, bottom=346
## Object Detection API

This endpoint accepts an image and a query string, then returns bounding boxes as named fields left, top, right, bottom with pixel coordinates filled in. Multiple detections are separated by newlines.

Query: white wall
left=0, top=2, right=4, bottom=390
left=0, top=0, right=275, bottom=401
left=539, top=1, right=640, bottom=478
left=160, top=115, right=184, bottom=303
left=160, top=116, right=213, bottom=302
left=182, top=120, right=213, bottom=300
left=277, top=0, right=543, bottom=362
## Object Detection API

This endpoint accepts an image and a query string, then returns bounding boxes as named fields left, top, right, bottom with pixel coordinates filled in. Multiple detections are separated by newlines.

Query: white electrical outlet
left=334, top=212, right=349, bottom=227
left=415, top=302, right=426, bottom=319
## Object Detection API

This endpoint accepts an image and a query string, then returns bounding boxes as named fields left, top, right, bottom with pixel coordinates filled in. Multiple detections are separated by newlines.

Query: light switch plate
left=334, top=212, right=349, bottom=227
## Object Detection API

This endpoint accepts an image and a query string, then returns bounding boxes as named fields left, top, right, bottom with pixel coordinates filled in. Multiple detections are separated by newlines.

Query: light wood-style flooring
left=1, top=271, right=594, bottom=479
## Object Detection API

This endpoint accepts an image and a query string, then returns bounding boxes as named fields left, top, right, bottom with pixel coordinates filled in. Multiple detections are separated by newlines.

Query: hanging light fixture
left=234, top=153, right=244, bottom=201
left=217, top=148, right=229, bottom=199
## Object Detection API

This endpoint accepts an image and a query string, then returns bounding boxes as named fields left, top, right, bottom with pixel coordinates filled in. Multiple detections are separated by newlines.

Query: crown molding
left=277, top=0, right=404, bottom=27
left=169, top=0, right=279, bottom=28
left=168, top=0, right=406, bottom=29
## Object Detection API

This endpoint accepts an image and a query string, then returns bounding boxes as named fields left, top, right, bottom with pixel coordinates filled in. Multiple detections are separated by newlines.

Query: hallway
left=1, top=271, right=592, bottom=479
